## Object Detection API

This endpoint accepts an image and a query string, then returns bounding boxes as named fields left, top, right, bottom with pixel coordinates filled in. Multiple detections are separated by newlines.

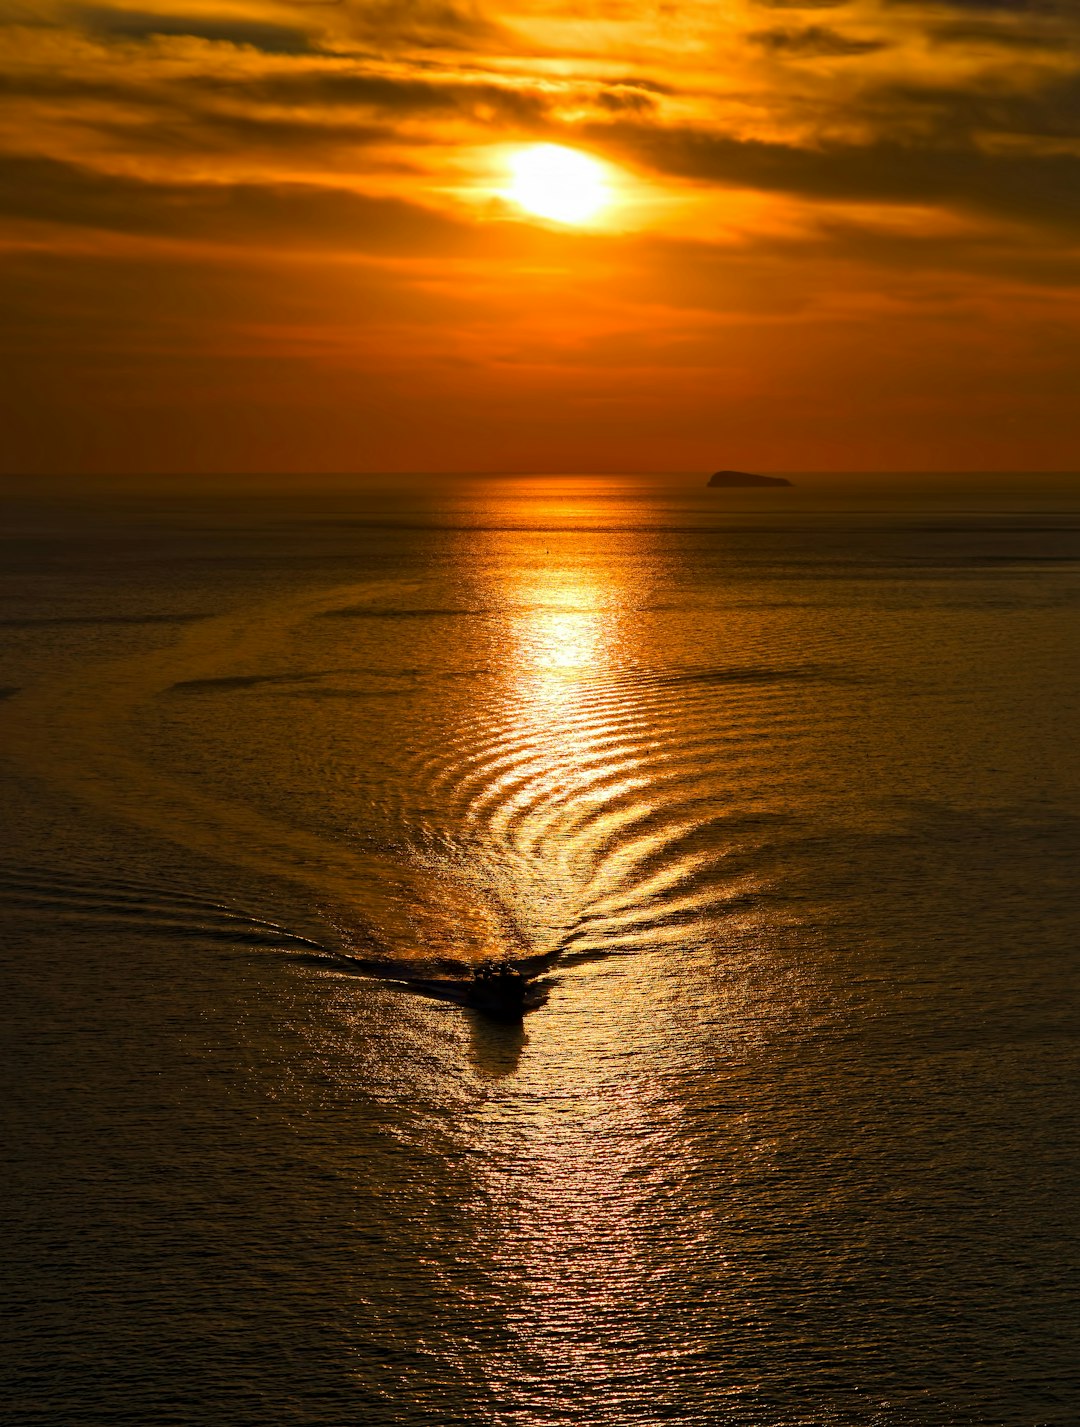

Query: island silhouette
left=707, top=470, right=793, bottom=487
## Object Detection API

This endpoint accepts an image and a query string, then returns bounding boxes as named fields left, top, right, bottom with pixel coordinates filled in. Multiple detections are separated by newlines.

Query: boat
left=346, top=951, right=545, bottom=1020
left=464, top=959, right=531, bottom=1021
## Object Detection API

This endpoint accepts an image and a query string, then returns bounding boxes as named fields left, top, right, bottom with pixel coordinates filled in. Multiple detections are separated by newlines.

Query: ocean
left=2, top=473, right=1078, bottom=1426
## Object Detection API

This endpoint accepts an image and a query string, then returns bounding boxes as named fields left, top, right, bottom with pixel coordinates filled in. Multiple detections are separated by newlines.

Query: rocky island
left=707, top=471, right=792, bottom=488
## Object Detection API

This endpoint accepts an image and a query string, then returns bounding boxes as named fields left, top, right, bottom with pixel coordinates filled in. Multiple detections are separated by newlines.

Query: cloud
left=750, top=0, right=849, bottom=9
left=750, top=24, right=887, bottom=56
left=0, top=150, right=475, bottom=251
left=336, top=0, right=514, bottom=52
left=594, top=83, right=659, bottom=114
left=925, top=16, right=1069, bottom=50
left=208, top=66, right=552, bottom=123
left=867, top=73, right=1080, bottom=144
left=883, top=0, right=1060, bottom=9
left=595, top=122, right=1080, bottom=232
left=3, top=0, right=1080, bottom=473
left=73, top=7, right=316, bottom=53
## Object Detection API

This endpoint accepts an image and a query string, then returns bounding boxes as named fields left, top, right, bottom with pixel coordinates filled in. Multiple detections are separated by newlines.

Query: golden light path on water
left=376, top=505, right=772, bottom=1412
left=412, top=510, right=774, bottom=986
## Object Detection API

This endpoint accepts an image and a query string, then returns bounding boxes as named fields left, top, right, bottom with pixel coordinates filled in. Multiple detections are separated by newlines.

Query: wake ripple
left=0, top=863, right=328, bottom=950
left=405, top=661, right=837, bottom=968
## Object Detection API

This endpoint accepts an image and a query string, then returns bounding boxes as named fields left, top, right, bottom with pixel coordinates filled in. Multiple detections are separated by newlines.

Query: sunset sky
left=3, top=0, right=1080, bottom=474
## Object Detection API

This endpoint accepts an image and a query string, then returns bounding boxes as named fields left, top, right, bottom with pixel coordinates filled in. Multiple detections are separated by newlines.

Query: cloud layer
left=2, top=0, right=1080, bottom=471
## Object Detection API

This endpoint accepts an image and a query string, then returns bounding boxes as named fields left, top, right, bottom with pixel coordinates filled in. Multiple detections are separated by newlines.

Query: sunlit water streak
left=1, top=477, right=1078, bottom=1426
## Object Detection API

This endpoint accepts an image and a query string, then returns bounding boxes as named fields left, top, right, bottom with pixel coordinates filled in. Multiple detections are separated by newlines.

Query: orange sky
left=3, top=0, right=1080, bottom=474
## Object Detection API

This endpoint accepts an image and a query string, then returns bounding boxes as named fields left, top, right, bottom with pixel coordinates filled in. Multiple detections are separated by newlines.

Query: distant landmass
left=707, top=471, right=793, bottom=488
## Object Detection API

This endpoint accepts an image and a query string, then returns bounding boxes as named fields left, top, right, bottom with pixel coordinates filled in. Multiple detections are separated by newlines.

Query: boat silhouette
left=343, top=951, right=547, bottom=1020
left=462, top=959, right=532, bottom=1021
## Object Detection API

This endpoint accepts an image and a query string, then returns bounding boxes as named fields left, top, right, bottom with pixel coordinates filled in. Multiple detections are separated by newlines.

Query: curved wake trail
left=2, top=572, right=829, bottom=987
left=0, top=581, right=522, bottom=973
left=0, top=861, right=328, bottom=951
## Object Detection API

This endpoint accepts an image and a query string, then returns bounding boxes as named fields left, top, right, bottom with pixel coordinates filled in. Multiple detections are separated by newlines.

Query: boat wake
left=1, top=573, right=829, bottom=1008
left=0, top=582, right=530, bottom=979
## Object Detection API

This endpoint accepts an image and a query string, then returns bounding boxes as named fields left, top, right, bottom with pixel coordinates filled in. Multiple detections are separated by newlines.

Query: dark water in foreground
left=1, top=474, right=1078, bottom=1426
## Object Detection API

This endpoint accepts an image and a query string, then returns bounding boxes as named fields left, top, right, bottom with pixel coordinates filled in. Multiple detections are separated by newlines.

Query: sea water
left=2, top=474, right=1078, bottom=1426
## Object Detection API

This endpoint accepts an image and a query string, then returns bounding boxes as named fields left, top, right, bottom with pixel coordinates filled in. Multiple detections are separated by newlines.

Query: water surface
left=2, top=474, right=1078, bottom=1425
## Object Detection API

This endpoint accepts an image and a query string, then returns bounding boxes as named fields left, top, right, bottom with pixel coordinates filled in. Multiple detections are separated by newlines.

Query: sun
left=507, top=144, right=612, bottom=225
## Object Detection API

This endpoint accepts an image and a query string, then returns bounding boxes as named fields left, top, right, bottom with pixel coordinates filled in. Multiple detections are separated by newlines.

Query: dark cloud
left=98, top=108, right=394, bottom=160
left=0, top=1, right=59, bottom=25
left=750, top=24, right=886, bottom=55
left=74, top=7, right=317, bottom=53
left=594, top=84, right=659, bottom=115
left=751, top=0, right=849, bottom=8
left=0, top=150, right=474, bottom=251
left=338, top=0, right=512, bottom=51
left=0, top=57, right=569, bottom=166
left=216, top=67, right=551, bottom=123
left=747, top=216, right=1080, bottom=291
left=928, top=20, right=1067, bottom=49
left=0, top=68, right=161, bottom=102
left=884, top=0, right=1058, bottom=9
left=0, top=68, right=400, bottom=162
left=198, top=67, right=656, bottom=127
left=877, top=0, right=1080, bottom=61
left=596, top=123, right=1080, bottom=233
left=869, top=74, right=1080, bottom=143
left=0, top=44, right=651, bottom=140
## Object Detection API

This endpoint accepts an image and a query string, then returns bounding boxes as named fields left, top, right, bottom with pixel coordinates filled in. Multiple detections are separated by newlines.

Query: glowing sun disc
left=508, top=144, right=611, bottom=225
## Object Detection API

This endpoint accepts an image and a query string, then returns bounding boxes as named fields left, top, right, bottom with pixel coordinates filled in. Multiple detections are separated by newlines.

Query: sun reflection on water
left=479, top=549, right=650, bottom=949
left=506, top=565, right=624, bottom=681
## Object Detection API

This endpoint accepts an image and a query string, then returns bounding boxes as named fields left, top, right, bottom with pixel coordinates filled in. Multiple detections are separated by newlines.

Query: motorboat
left=463, top=960, right=531, bottom=1021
